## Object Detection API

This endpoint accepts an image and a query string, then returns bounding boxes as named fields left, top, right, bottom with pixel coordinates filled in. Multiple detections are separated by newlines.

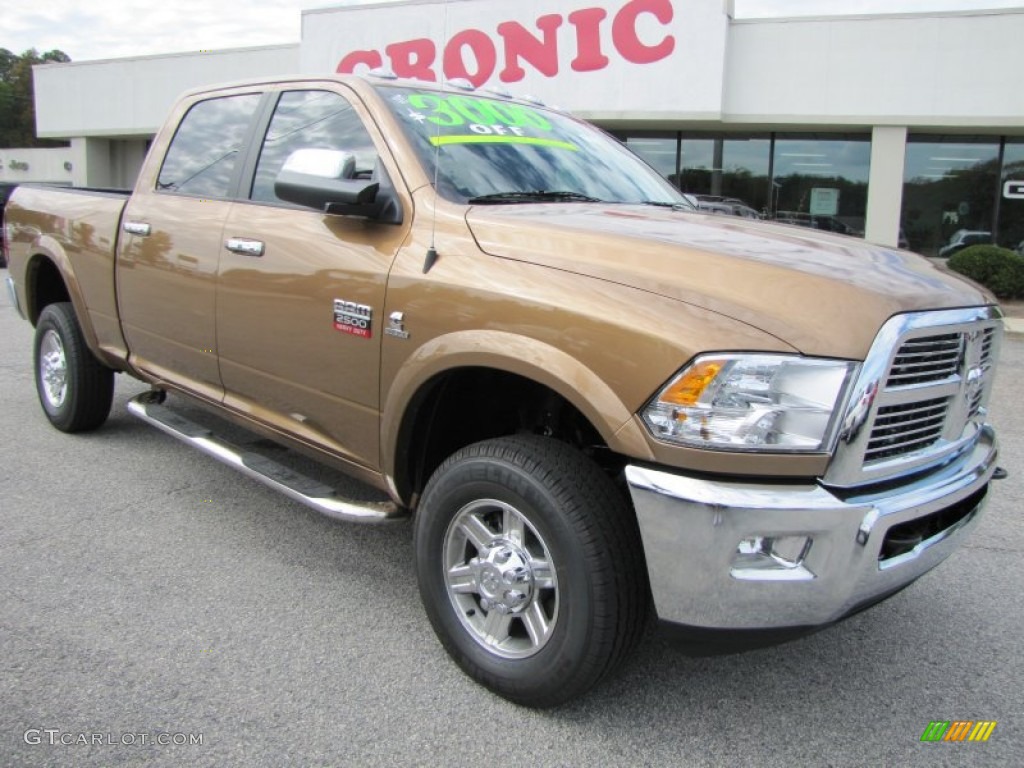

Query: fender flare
left=381, top=329, right=655, bottom=483
left=25, top=238, right=94, bottom=349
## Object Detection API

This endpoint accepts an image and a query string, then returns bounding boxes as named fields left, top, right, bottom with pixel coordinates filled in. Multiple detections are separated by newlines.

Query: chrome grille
left=969, top=327, right=997, bottom=418
left=980, top=327, right=996, bottom=363
left=824, top=307, right=1003, bottom=489
left=886, top=333, right=961, bottom=386
left=865, top=397, right=948, bottom=461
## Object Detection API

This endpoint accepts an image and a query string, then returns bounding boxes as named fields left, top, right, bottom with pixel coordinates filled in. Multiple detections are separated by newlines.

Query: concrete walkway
left=1005, top=317, right=1024, bottom=336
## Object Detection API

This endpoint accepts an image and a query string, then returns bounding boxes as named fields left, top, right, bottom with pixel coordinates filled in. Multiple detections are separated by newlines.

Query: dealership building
left=3, top=0, right=1023, bottom=254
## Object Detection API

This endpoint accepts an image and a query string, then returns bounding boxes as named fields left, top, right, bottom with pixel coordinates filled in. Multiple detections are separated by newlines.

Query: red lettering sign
left=613, top=0, right=675, bottom=64
left=335, top=1, right=676, bottom=85
left=443, top=28, right=497, bottom=87
left=567, top=8, right=610, bottom=72
left=386, top=38, right=437, bottom=81
left=496, top=15, right=563, bottom=82
left=338, top=49, right=383, bottom=73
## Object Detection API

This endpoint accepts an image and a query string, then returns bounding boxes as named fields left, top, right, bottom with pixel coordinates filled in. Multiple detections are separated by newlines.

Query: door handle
left=123, top=221, right=151, bottom=236
left=225, top=238, right=265, bottom=257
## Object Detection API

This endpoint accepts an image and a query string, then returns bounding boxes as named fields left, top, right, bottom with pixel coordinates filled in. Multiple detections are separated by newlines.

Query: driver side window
left=250, top=90, right=378, bottom=204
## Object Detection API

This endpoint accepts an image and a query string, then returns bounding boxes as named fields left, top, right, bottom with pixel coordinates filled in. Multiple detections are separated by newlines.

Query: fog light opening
left=731, top=536, right=815, bottom=581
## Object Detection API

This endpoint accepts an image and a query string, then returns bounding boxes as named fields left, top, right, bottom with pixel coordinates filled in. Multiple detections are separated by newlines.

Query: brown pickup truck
left=3, top=74, right=1004, bottom=707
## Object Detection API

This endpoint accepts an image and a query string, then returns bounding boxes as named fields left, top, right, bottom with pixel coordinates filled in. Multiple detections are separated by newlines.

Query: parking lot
left=2, top=275, right=1023, bottom=767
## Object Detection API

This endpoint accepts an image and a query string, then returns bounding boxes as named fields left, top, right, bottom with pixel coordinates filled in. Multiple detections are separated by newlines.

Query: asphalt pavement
left=3, top=271, right=1023, bottom=767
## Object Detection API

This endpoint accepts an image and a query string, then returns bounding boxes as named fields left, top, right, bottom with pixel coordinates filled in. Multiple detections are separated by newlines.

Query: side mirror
left=274, top=148, right=390, bottom=219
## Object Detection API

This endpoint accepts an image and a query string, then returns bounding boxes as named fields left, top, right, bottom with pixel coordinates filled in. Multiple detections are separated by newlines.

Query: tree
left=0, top=47, right=71, bottom=148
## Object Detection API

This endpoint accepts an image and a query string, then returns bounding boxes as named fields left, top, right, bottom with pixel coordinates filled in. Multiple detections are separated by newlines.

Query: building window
left=998, top=140, right=1024, bottom=254
left=771, top=134, right=871, bottom=237
left=619, top=130, right=870, bottom=232
left=680, top=136, right=772, bottom=218
left=624, top=136, right=678, bottom=186
left=901, top=136, right=1000, bottom=256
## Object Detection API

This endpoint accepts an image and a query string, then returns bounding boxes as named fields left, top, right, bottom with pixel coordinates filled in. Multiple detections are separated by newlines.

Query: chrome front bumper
left=626, top=426, right=997, bottom=631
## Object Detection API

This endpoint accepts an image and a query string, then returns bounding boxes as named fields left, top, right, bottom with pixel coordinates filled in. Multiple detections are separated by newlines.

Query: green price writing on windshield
left=407, top=94, right=552, bottom=131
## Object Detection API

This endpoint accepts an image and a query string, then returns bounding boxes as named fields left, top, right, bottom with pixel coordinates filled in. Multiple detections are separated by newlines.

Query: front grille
left=866, top=397, right=948, bottom=461
left=886, top=333, right=961, bottom=387
left=824, top=308, right=1002, bottom=488
left=981, top=328, right=995, bottom=360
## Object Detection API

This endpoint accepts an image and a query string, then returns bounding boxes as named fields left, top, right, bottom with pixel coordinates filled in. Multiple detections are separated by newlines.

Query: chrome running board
left=127, top=394, right=404, bottom=523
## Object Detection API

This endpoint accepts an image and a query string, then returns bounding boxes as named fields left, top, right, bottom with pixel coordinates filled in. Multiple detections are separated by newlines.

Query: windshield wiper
left=467, top=190, right=603, bottom=204
left=638, top=200, right=694, bottom=211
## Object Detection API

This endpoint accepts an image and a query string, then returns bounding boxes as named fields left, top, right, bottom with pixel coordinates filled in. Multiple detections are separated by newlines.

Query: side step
left=127, top=394, right=404, bottom=523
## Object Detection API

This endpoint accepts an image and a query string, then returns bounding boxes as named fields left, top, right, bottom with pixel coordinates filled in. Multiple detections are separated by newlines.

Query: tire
left=414, top=435, right=649, bottom=707
left=33, top=302, right=114, bottom=432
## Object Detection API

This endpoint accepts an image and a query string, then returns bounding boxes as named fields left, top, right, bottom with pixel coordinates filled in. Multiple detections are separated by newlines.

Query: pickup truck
left=3, top=74, right=1004, bottom=707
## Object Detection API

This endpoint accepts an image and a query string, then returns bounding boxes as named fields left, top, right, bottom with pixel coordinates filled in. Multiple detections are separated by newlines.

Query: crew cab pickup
left=3, top=74, right=1004, bottom=707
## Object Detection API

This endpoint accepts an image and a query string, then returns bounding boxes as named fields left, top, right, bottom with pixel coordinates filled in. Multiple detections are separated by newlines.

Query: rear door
left=216, top=86, right=410, bottom=470
left=117, top=90, right=262, bottom=401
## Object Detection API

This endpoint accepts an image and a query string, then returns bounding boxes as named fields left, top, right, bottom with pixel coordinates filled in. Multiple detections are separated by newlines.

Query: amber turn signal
left=657, top=360, right=723, bottom=406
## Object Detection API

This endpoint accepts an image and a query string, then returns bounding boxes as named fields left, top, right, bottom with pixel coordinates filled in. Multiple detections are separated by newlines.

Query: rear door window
left=157, top=94, right=261, bottom=198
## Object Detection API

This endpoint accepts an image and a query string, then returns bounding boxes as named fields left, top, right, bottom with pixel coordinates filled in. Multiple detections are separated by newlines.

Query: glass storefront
left=619, top=130, right=871, bottom=237
left=998, top=140, right=1024, bottom=255
left=901, top=137, right=1000, bottom=257
left=772, top=134, right=871, bottom=237
left=622, top=129, right=1024, bottom=256
left=624, top=136, right=678, bottom=184
left=679, top=136, right=772, bottom=216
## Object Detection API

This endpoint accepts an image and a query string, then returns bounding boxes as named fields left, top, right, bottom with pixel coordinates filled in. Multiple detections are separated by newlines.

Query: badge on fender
left=333, top=300, right=373, bottom=339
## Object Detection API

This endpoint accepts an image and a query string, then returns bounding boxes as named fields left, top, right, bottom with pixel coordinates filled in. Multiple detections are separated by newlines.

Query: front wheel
left=34, top=302, right=114, bottom=432
left=414, top=436, right=649, bottom=707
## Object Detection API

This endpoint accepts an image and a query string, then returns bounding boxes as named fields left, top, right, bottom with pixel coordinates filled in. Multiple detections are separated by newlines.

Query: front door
left=216, top=88, right=410, bottom=470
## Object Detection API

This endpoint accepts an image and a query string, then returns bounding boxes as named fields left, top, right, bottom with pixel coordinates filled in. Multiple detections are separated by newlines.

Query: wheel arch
left=21, top=246, right=109, bottom=364
left=382, top=330, right=655, bottom=507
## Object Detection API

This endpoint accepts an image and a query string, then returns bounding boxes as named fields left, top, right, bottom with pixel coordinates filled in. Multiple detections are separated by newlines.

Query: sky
left=3, top=0, right=1022, bottom=63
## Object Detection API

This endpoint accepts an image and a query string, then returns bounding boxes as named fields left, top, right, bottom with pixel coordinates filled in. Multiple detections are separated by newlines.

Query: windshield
left=376, top=85, right=689, bottom=207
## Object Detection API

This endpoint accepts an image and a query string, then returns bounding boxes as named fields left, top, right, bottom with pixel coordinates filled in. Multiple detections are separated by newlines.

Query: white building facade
left=28, top=0, right=1024, bottom=253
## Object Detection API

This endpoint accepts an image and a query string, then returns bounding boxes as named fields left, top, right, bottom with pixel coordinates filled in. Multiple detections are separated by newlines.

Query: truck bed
left=6, top=184, right=128, bottom=361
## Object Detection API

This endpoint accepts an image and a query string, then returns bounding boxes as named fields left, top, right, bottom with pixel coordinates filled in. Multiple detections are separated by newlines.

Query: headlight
left=641, top=354, right=857, bottom=452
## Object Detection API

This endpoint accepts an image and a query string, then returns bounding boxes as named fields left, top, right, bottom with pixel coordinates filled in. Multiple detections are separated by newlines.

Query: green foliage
left=0, top=47, right=71, bottom=148
left=948, top=244, right=1024, bottom=299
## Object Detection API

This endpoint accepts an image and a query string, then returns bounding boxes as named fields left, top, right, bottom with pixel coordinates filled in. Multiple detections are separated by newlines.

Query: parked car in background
left=0, top=183, right=19, bottom=267
left=938, top=229, right=992, bottom=258
left=773, top=211, right=861, bottom=237
left=693, top=194, right=762, bottom=219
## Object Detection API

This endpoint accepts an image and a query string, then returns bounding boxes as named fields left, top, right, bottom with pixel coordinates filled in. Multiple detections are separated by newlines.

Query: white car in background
left=938, top=229, right=992, bottom=258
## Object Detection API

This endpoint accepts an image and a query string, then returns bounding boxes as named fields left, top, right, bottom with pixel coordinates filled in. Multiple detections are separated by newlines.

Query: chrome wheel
left=39, top=329, right=68, bottom=409
left=443, top=499, right=558, bottom=659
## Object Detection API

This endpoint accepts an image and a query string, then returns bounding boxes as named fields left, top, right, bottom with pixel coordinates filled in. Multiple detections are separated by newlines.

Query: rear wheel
left=414, top=435, right=648, bottom=707
left=34, top=302, right=114, bottom=432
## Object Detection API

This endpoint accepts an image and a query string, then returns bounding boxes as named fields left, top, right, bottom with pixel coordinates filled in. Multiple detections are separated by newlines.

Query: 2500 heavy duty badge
left=333, top=300, right=373, bottom=339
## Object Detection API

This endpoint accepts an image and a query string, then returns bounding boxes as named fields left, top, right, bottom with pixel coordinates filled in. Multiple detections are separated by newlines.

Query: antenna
left=423, top=0, right=450, bottom=274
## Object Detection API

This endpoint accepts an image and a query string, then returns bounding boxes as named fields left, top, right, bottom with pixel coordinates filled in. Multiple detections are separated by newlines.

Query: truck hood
left=465, top=204, right=990, bottom=359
